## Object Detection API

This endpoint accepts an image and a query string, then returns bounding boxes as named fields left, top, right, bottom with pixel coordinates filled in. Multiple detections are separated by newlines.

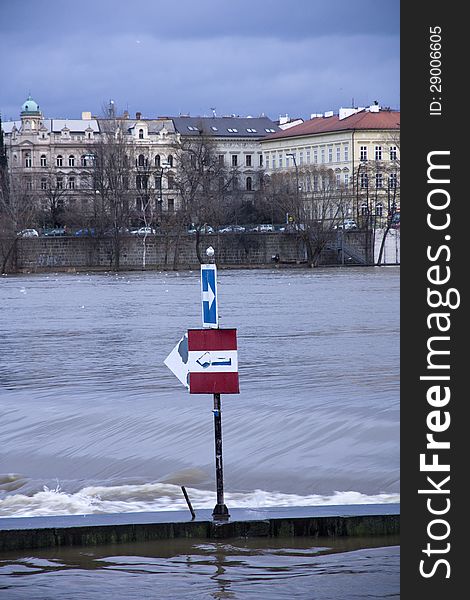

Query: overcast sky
left=0, top=0, right=399, bottom=122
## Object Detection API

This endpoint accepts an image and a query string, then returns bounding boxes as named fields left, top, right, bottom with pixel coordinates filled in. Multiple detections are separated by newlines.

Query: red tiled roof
left=264, top=110, right=400, bottom=140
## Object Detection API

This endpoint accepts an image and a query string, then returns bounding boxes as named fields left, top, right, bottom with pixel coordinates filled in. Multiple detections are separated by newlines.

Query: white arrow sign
left=163, top=333, right=189, bottom=389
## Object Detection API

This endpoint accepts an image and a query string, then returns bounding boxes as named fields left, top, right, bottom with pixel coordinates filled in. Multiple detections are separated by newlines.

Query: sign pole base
left=212, top=393, right=230, bottom=520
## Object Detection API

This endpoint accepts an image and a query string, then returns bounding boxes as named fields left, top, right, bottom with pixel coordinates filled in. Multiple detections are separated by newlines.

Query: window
left=25, top=153, right=32, bottom=168
left=245, top=155, right=252, bottom=167
left=321, top=148, right=325, bottom=163
left=361, top=202, right=368, bottom=216
left=139, top=129, right=144, bottom=139
left=26, top=178, right=33, bottom=190
left=211, top=126, right=218, bottom=132
left=328, top=147, right=333, bottom=162
left=306, top=150, right=311, bottom=163
left=299, top=152, right=304, bottom=165
left=138, top=154, right=146, bottom=167
left=336, top=147, right=341, bottom=162
left=167, top=175, right=174, bottom=190
left=218, top=154, right=224, bottom=165
left=68, top=177, right=75, bottom=189
left=375, top=173, right=383, bottom=188
left=265, top=155, right=270, bottom=169
left=313, top=148, right=318, bottom=163
left=360, top=146, right=367, bottom=161
left=259, top=154, right=263, bottom=167
left=227, top=128, right=238, bottom=133
left=264, top=128, right=276, bottom=133
left=56, top=177, right=64, bottom=189
left=313, top=175, right=319, bottom=191
left=344, top=145, right=349, bottom=161
left=390, top=146, right=397, bottom=160
left=167, top=198, right=175, bottom=212
left=231, top=155, right=238, bottom=167
left=41, top=178, right=48, bottom=190
left=375, top=146, right=382, bottom=161
left=56, top=155, right=63, bottom=167
left=167, top=155, right=174, bottom=167
left=279, top=155, right=283, bottom=168
left=187, top=125, right=199, bottom=131
left=81, top=155, right=88, bottom=167
left=376, top=203, right=383, bottom=217
left=344, top=174, right=349, bottom=188
left=232, top=176, right=238, bottom=190
left=155, top=155, right=161, bottom=167
left=69, top=155, right=75, bottom=167
left=246, top=176, right=252, bottom=191
left=389, top=173, right=398, bottom=188
left=360, top=173, right=368, bottom=188
left=40, top=154, right=47, bottom=167
left=336, top=174, right=341, bottom=188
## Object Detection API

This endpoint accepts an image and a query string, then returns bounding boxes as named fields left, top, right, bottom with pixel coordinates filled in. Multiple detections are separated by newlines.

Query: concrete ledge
left=0, top=504, right=399, bottom=552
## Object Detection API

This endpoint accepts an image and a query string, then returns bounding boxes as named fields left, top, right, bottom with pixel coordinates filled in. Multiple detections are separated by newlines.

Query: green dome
left=21, top=95, right=41, bottom=115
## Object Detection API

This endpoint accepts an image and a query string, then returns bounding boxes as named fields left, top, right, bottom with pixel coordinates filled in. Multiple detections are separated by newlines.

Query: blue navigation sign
left=201, top=264, right=218, bottom=328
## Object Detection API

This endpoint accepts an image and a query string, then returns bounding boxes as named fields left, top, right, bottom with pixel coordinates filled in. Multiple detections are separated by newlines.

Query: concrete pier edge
left=0, top=504, right=400, bottom=552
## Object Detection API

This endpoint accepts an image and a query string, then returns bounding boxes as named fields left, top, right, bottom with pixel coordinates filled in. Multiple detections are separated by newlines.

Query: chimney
left=136, top=111, right=142, bottom=120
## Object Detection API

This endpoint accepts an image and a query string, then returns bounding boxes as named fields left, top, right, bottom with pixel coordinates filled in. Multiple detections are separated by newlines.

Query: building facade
left=1, top=98, right=280, bottom=229
left=260, top=105, right=400, bottom=225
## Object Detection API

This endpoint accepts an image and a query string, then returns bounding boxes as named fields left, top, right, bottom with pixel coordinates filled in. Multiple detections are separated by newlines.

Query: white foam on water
left=0, top=482, right=400, bottom=518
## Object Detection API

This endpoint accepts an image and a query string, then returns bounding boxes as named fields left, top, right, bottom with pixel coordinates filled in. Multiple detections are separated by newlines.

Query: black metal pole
left=212, top=393, right=229, bottom=519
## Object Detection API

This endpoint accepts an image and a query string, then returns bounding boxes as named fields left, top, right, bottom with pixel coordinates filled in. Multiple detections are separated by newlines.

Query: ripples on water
left=0, top=268, right=399, bottom=516
left=0, top=537, right=399, bottom=599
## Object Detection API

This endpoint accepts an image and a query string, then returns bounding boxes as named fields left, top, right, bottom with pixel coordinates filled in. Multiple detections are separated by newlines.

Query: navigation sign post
left=164, top=250, right=239, bottom=520
left=201, top=263, right=218, bottom=328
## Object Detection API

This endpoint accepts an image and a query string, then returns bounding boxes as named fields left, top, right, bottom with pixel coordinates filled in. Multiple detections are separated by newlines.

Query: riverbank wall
left=1, top=230, right=385, bottom=273
left=0, top=504, right=399, bottom=552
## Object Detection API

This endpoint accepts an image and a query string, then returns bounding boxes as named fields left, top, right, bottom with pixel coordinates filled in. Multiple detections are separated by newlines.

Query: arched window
left=68, top=155, right=75, bottom=167
left=25, top=153, right=32, bottom=168
left=56, top=155, right=63, bottom=167
left=375, top=203, right=383, bottom=217
left=167, top=154, right=174, bottom=167
left=361, top=202, right=368, bottom=216
left=40, top=154, right=47, bottom=167
left=138, top=154, right=146, bottom=167
left=81, top=155, right=87, bottom=167
left=246, top=176, right=252, bottom=191
left=155, top=154, right=161, bottom=167
left=139, top=128, right=144, bottom=139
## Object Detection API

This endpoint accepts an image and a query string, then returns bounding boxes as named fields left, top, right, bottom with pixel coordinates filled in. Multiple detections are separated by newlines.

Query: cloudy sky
left=0, top=0, right=399, bottom=122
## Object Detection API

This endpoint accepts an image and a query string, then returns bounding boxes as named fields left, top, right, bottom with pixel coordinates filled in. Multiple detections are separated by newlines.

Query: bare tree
left=87, top=119, right=134, bottom=269
left=171, top=130, right=237, bottom=264
left=263, top=165, right=346, bottom=266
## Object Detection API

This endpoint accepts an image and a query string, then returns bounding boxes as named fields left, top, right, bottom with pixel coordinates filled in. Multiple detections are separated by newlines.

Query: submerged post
left=212, top=392, right=229, bottom=519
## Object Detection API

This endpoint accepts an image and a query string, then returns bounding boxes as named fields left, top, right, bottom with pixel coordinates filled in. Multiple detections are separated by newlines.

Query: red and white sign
left=188, top=328, right=239, bottom=394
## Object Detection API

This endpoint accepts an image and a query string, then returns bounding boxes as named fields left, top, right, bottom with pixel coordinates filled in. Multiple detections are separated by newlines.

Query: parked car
left=255, top=224, right=274, bottom=232
left=17, top=229, right=39, bottom=238
left=218, top=225, right=246, bottom=233
left=42, top=227, right=66, bottom=236
left=74, top=228, right=96, bottom=236
left=188, top=224, right=215, bottom=234
left=130, top=226, right=157, bottom=236
left=334, top=219, right=357, bottom=230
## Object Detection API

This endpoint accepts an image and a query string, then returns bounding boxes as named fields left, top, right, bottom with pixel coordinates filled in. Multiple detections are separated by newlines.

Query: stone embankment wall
left=5, top=231, right=374, bottom=272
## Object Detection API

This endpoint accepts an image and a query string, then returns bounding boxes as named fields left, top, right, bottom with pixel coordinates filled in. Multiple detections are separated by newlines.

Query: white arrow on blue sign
left=201, top=264, right=218, bottom=328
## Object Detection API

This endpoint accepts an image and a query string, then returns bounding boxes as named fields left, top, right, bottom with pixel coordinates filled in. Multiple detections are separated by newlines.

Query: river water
left=0, top=266, right=399, bottom=597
